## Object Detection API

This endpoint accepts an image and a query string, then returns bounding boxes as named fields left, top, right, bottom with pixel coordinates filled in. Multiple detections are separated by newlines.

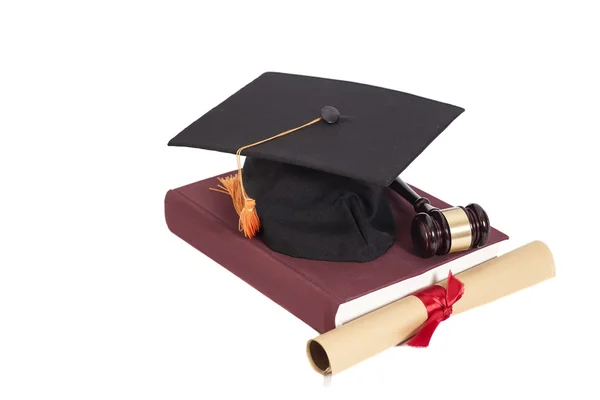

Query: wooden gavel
left=390, top=177, right=490, bottom=258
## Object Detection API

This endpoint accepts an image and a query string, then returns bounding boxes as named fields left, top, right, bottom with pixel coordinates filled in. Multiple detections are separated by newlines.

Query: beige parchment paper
left=307, top=241, right=555, bottom=375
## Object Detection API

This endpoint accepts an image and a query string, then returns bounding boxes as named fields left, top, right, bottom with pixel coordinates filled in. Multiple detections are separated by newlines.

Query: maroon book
left=165, top=173, right=508, bottom=333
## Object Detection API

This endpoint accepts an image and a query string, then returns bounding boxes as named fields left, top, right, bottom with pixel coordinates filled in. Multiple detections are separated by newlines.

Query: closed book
left=165, top=173, right=508, bottom=333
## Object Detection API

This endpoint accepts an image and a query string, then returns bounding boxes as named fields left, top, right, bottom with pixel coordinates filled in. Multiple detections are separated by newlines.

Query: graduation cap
left=169, top=72, right=487, bottom=262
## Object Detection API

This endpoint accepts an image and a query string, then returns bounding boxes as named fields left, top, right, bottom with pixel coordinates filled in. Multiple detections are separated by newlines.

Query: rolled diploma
left=307, top=241, right=556, bottom=375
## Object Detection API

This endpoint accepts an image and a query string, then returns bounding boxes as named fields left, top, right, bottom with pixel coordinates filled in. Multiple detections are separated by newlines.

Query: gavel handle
left=389, top=177, right=435, bottom=213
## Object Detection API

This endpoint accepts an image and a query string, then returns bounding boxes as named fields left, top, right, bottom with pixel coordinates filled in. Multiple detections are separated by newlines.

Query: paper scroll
left=306, top=241, right=555, bottom=375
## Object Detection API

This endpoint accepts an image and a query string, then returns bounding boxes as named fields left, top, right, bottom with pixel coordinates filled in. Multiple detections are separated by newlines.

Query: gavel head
left=411, top=202, right=490, bottom=258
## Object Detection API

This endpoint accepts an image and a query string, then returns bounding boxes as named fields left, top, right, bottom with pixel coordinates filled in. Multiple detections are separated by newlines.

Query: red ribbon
left=407, top=271, right=465, bottom=348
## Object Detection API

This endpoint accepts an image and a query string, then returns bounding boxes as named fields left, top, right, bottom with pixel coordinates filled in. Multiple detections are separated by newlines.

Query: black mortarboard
left=169, top=72, right=464, bottom=262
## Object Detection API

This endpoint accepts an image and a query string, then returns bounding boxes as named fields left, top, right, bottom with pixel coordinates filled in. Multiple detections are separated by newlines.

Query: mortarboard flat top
left=168, top=72, right=464, bottom=186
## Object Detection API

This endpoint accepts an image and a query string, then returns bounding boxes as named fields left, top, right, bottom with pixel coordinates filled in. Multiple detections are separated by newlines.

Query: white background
left=1, top=1, right=599, bottom=399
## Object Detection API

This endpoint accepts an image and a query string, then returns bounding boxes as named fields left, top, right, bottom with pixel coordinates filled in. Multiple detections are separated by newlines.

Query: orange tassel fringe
left=210, top=173, right=261, bottom=238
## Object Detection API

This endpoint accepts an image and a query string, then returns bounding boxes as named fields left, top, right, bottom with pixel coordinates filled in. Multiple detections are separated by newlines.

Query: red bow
left=407, top=271, right=465, bottom=348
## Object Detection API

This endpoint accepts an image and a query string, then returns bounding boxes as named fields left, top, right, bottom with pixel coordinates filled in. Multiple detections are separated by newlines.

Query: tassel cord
left=210, top=116, right=323, bottom=238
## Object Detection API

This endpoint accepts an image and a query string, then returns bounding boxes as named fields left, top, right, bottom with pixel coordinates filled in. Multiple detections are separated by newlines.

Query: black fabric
left=168, top=72, right=464, bottom=186
left=242, top=158, right=396, bottom=262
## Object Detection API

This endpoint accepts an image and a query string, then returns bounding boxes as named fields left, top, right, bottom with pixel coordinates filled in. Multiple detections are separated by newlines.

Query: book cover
left=165, top=173, right=508, bottom=333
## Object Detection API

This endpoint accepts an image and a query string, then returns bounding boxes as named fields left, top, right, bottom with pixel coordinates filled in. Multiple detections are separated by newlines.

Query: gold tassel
left=210, top=116, right=323, bottom=238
